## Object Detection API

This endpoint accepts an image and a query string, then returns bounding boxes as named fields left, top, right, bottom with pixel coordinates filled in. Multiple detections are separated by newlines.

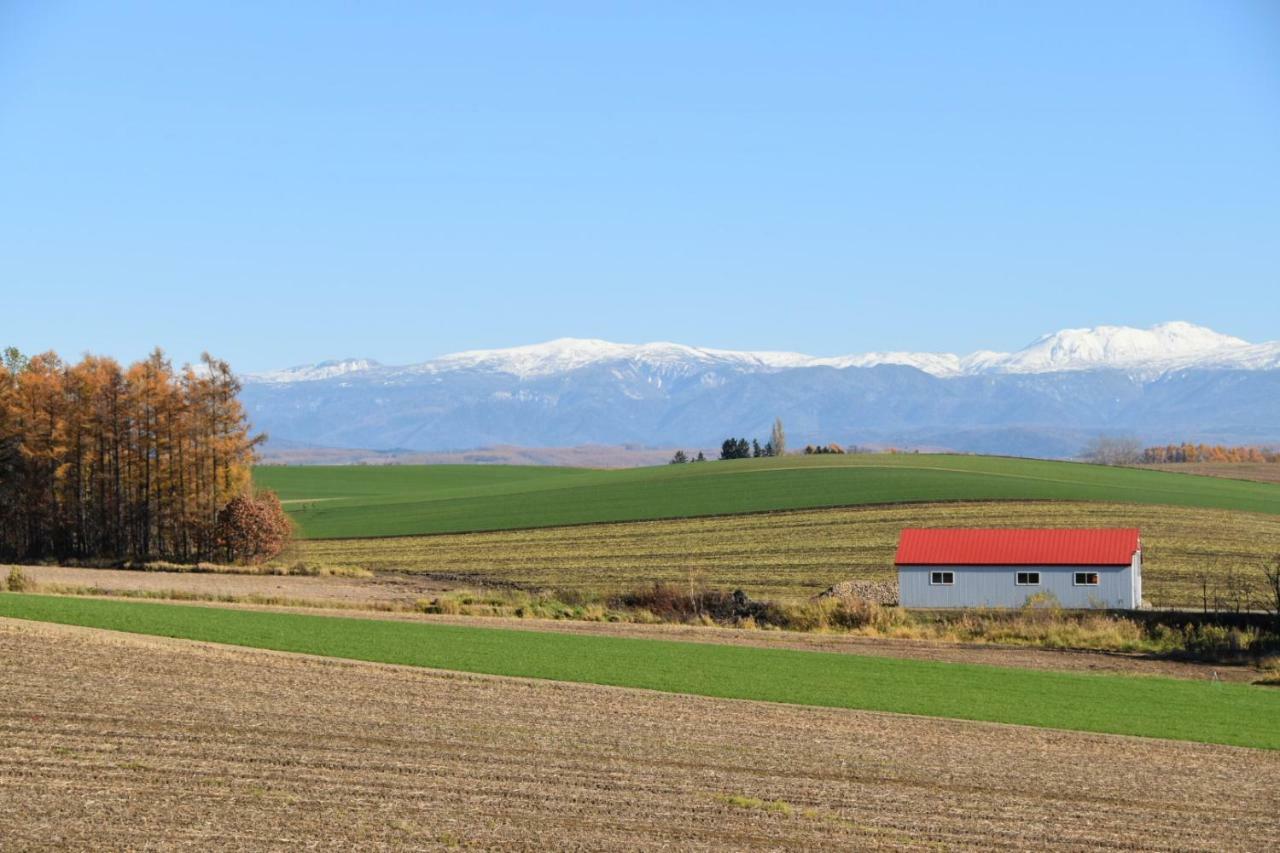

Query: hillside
left=255, top=454, right=1280, bottom=540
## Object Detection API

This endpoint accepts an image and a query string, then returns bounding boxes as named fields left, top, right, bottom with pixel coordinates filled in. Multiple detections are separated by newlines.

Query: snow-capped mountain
left=239, top=323, right=1280, bottom=458
left=245, top=322, right=1277, bottom=383
left=250, top=358, right=382, bottom=384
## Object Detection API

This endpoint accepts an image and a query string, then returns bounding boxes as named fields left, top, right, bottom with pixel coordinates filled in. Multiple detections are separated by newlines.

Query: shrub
left=4, top=565, right=29, bottom=592
left=214, top=490, right=293, bottom=564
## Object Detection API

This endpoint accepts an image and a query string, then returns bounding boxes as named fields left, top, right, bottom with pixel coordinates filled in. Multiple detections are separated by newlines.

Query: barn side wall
left=897, top=564, right=1136, bottom=609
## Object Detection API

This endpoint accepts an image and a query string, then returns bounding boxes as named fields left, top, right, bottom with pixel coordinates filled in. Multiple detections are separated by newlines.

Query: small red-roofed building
left=895, top=528, right=1142, bottom=609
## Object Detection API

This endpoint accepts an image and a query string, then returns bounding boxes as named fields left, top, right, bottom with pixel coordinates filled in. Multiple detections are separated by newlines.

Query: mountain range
left=240, top=322, right=1280, bottom=459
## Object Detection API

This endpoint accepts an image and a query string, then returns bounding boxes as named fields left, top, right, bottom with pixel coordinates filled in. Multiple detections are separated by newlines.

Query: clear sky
left=2, top=2, right=1278, bottom=372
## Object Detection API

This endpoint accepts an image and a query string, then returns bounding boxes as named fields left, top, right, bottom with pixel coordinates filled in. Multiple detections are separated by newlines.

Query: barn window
left=1074, top=572, right=1100, bottom=586
left=930, top=571, right=954, bottom=585
left=1015, top=572, right=1040, bottom=585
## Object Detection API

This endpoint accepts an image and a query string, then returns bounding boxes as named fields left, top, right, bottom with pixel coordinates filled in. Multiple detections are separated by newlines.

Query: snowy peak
left=994, top=322, right=1249, bottom=375
left=421, top=338, right=722, bottom=378
left=245, top=323, right=1275, bottom=383
left=250, top=358, right=381, bottom=383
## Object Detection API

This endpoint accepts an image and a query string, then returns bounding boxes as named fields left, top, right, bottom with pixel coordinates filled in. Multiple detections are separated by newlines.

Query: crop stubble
left=288, top=501, right=1280, bottom=606
left=2, top=618, right=1276, bottom=851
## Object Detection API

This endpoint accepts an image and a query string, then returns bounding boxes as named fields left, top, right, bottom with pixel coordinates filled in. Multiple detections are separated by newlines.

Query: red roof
left=895, top=528, right=1139, bottom=566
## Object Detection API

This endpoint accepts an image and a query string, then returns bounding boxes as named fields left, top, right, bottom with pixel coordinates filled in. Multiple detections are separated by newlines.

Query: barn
left=895, top=528, right=1142, bottom=610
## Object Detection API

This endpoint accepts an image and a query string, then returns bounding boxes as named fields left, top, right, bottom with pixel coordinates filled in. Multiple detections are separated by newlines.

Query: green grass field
left=255, top=454, right=1280, bottom=539
left=4, top=593, right=1277, bottom=749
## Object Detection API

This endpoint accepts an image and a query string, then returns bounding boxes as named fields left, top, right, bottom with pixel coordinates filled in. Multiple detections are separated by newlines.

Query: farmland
left=288, top=500, right=1280, bottom=607
left=255, top=454, right=1280, bottom=539
left=6, top=619, right=1277, bottom=850
left=3, top=594, right=1277, bottom=748
left=1140, top=462, right=1280, bottom=485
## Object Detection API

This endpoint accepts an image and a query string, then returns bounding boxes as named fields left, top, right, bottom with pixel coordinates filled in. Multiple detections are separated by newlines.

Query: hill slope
left=255, top=454, right=1280, bottom=539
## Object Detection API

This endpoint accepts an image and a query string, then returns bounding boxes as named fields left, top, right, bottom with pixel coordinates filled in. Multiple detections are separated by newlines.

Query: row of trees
left=716, top=419, right=787, bottom=460
left=0, top=347, right=287, bottom=563
left=1142, top=443, right=1279, bottom=464
left=803, top=443, right=846, bottom=455
left=1085, top=436, right=1280, bottom=466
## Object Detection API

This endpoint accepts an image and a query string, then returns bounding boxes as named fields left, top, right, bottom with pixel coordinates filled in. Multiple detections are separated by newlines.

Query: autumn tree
left=0, top=346, right=272, bottom=564
left=215, top=490, right=293, bottom=564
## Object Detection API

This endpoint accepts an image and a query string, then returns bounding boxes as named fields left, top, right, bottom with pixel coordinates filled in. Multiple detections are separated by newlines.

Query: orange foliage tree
left=1141, top=443, right=1279, bottom=464
left=0, top=346, right=280, bottom=563
left=214, top=490, right=293, bottom=565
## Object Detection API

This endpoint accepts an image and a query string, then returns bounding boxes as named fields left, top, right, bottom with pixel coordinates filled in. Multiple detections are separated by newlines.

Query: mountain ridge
left=247, top=322, right=1275, bottom=383
left=237, top=322, right=1280, bottom=457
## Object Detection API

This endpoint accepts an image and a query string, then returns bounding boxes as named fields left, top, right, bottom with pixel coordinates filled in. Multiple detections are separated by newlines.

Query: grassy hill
left=255, top=454, right=1280, bottom=540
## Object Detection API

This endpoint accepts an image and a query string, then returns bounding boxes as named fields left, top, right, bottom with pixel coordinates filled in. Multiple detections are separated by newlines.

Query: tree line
left=1084, top=436, right=1280, bottom=466
left=1141, top=443, right=1279, bottom=464
left=670, top=418, right=789, bottom=464
left=717, top=418, right=788, bottom=460
left=0, top=347, right=288, bottom=564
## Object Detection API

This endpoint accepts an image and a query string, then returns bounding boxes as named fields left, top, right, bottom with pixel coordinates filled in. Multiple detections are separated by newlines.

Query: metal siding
left=898, top=564, right=1136, bottom=609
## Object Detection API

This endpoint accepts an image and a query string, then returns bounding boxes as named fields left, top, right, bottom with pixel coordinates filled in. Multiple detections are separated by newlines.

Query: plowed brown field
left=2, top=618, right=1276, bottom=850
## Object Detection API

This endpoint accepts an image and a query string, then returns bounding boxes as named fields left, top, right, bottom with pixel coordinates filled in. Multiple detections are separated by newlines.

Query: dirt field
left=1141, top=462, right=1280, bottom=484
left=18, top=564, right=449, bottom=608
left=284, top=500, right=1280, bottom=607
left=2, top=619, right=1276, bottom=851
left=11, top=568, right=1264, bottom=682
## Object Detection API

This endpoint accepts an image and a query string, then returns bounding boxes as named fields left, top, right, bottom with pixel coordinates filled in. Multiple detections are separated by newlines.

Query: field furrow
left=288, top=500, right=1280, bottom=606
left=3, top=619, right=1277, bottom=851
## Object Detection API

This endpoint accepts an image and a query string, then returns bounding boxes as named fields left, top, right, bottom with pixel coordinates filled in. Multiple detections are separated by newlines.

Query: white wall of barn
left=897, top=562, right=1140, bottom=609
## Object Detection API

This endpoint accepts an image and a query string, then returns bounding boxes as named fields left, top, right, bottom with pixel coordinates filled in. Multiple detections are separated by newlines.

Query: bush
left=4, top=565, right=29, bottom=592
left=215, top=490, right=293, bottom=564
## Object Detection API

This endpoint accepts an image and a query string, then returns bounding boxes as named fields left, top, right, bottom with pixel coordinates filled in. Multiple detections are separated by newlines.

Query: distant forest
left=0, top=348, right=287, bottom=563
left=1142, top=444, right=1279, bottom=464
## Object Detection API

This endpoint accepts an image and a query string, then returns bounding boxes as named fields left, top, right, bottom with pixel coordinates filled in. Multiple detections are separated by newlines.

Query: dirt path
left=1, top=618, right=1275, bottom=851
left=17, top=564, right=450, bottom=607
left=14, top=564, right=1263, bottom=683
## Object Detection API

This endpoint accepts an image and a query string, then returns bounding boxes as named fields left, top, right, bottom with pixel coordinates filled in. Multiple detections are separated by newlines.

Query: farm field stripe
left=254, top=454, right=1280, bottom=539
left=3, top=594, right=1277, bottom=750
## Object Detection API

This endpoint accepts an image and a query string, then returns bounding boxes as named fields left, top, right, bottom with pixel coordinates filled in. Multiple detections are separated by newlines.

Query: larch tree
left=0, top=346, right=284, bottom=564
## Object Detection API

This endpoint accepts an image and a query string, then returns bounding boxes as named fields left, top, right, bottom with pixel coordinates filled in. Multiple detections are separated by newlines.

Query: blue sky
left=2, top=2, right=1278, bottom=372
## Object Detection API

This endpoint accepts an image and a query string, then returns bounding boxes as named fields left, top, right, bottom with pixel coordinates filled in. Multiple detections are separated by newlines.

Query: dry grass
left=283, top=501, right=1280, bottom=608
left=51, top=558, right=373, bottom=578
left=414, top=585, right=1273, bottom=659
left=3, top=618, right=1278, bottom=850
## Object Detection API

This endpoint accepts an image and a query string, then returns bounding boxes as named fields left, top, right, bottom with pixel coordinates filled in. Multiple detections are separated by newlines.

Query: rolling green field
left=2, top=593, right=1276, bottom=749
left=255, top=454, right=1280, bottom=539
